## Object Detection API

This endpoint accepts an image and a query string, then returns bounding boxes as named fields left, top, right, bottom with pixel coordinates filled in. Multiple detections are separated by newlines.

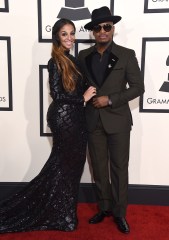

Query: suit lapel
left=83, top=43, right=119, bottom=88
left=103, top=52, right=119, bottom=81
left=85, top=52, right=99, bottom=87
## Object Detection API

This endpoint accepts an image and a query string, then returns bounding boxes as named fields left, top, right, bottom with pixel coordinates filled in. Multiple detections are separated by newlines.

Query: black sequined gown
left=0, top=54, right=87, bottom=233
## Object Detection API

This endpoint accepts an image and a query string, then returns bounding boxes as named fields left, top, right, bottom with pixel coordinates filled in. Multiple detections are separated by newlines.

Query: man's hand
left=93, top=96, right=109, bottom=108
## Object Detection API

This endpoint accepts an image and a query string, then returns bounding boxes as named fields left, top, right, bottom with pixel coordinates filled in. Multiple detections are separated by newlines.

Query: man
left=78, top=6, right=144, bottom=234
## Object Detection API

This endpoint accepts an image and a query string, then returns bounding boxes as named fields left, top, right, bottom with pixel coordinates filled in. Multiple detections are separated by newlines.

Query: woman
left=0, top=18, right=96, bottom=233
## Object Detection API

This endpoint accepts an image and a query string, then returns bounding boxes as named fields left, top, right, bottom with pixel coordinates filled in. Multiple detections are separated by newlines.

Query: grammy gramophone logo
left=159, top=56, right=169, bottom=92
left=57, top=0, right=91, bottom=21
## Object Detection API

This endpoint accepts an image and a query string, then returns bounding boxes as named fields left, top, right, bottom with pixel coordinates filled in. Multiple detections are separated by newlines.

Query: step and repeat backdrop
left=0, top=0, right=169, bottom=185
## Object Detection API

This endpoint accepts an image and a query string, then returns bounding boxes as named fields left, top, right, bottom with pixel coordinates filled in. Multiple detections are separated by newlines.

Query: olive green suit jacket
left=78, top=41, right=145, bottom=133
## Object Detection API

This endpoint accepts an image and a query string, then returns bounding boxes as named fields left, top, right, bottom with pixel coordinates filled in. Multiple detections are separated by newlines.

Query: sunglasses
left=93, top=24, right=113, bottom=33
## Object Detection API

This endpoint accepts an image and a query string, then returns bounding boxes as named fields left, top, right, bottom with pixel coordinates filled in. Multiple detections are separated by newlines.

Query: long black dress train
left=0, top=54, right=87, bottom=233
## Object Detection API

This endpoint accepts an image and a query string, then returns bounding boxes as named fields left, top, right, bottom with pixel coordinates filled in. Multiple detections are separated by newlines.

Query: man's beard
left=97, top=40, right=111, bottom=46
left=98, top=41, right=110, bottom=46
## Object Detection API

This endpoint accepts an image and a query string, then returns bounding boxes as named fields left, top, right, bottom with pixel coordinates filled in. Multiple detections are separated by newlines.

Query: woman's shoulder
left=47, top=58, right=57, bottom=72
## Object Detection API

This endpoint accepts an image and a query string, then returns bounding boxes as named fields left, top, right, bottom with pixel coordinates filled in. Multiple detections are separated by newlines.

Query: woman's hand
left=83, top=86, right=96, bottom=103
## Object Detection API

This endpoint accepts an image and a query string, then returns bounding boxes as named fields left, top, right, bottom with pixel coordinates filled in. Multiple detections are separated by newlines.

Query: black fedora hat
left=84, top=6, right=121, bottom=30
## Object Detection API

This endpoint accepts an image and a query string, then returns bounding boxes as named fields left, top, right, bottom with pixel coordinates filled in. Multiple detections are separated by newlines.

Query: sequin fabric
left=0, top=55, right=87, bottom=233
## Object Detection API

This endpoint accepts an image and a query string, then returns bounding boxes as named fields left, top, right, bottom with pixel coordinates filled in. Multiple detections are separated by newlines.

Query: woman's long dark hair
left=52, top=18, right=81, bottom=92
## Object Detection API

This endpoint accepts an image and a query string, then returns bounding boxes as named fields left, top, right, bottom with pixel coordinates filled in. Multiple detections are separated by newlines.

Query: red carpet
left=0, top=203, right=168, bottom=240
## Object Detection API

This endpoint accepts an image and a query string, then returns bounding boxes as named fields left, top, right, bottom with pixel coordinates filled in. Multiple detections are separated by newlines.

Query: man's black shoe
left=89, top=211, right=112, bottom=224
left=114, top=217, right=130, bottom=234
